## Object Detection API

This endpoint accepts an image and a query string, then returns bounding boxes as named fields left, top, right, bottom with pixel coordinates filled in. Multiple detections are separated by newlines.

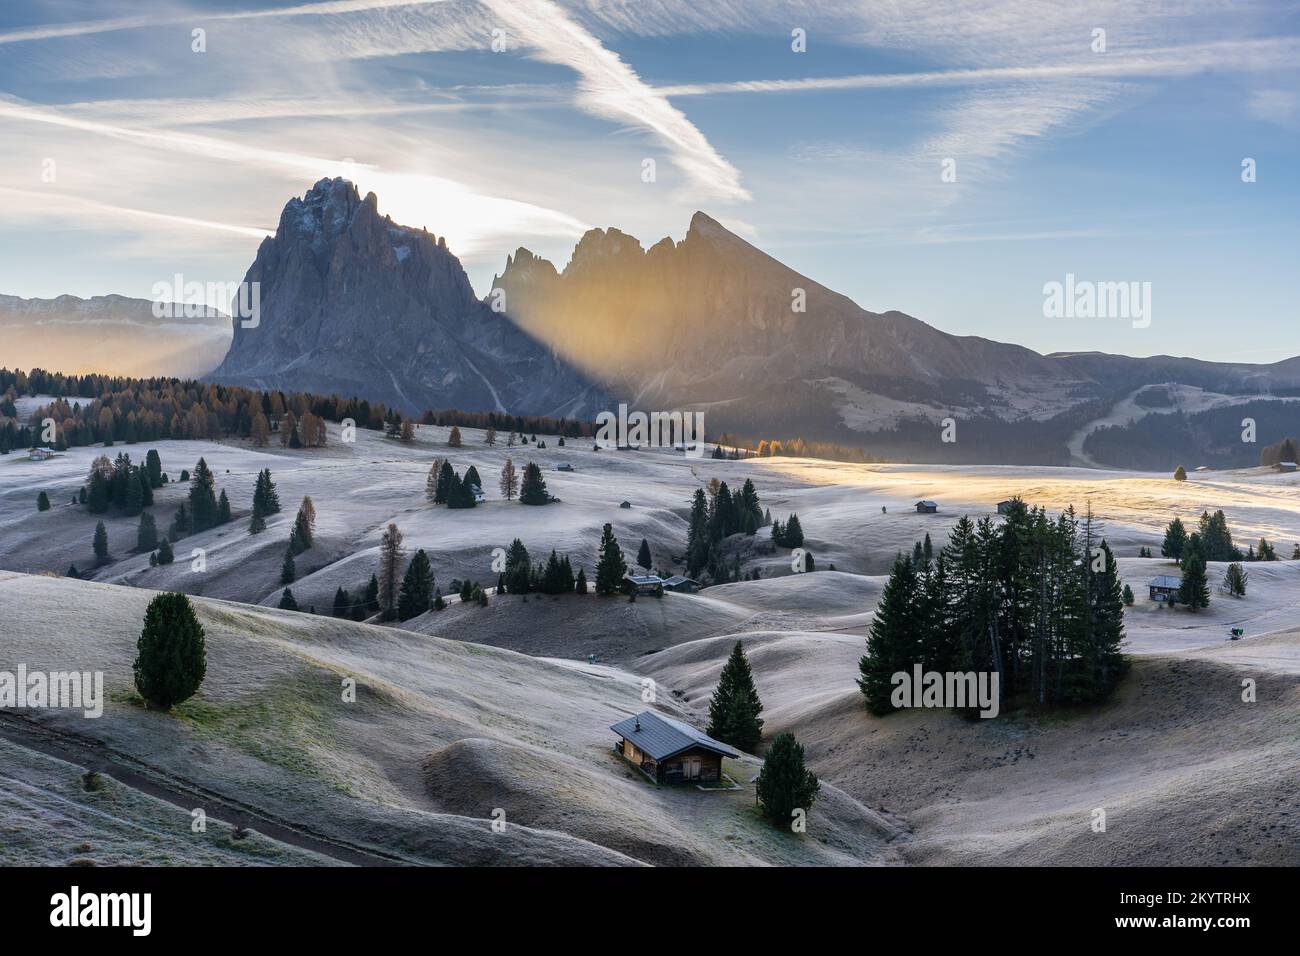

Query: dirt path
left=0, top=713, right=405, bottom=867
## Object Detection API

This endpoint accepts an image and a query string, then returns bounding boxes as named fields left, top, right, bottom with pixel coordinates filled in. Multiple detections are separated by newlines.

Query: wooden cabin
left=611, top=710, right=739, bottom=784
left=915, top=500, right=938, bottom=514
left=1149, top=575, right=1182, bottom=602
left=996, top=499, right=1015, bottom=515
left=662, top=575, right=701, bottom=593
left=622, top=573, right=664, bottom=597
left=1275, top=461, right=1298, bottom=473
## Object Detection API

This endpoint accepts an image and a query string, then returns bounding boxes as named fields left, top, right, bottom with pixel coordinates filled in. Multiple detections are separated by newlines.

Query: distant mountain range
left=0, top=293, right=229, bottom=379
left=209, top=178, right=605, bottom=419
left=12, top=178, right=1300, bottom=466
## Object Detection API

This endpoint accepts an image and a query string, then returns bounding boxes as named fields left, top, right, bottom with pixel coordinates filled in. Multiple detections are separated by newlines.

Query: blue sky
left=1, top=0, right=1297, bottom=362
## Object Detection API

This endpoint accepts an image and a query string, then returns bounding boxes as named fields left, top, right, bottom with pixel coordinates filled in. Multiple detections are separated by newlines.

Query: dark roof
left=663, top=575, right=698, bottom=587
left=1150, top=575, right=1182, bottom=588
left=610, top=710, right=739, bottom=761
left=623, top=573, right=663, bottom=585
left=916, top=500, right=937, bottom=507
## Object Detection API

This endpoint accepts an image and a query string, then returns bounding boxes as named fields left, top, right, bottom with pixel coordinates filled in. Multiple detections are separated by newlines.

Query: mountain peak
left=686, top=210, right=730, bottom=239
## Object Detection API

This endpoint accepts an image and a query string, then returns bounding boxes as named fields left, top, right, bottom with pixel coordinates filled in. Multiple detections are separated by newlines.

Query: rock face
left=210, top=178, right=605, bottom=417
left=489, top=212, right=1300, bottom=447
left=0, top=294, right=230, bottom=378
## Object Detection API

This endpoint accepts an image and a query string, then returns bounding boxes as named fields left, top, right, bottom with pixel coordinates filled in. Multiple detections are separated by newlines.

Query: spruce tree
left=755, top=732, right=820, bottom=828
left=93, top=521, right=109, bottom=565
left=292, top=498, right=314, bottom=550
left=1224, top=562, right=1248, bottom=597
left=37, top=491, right=49, bottom=511
left=1122, top=583, right=1135, bottom=605
left=425, top=459, right=442, bottom=502
left=686, top=489, right=711, bottom=576
left=594, top=523, right=627, bottom=595
left=707, top=641, right=765, bottom=752
left=1161, top=517, right=1187, bottom=559
left=278, top=588, right=299, bottom=611
left=858, top=555, right=921, bottom=715
left=249, top=499, right=266, bottom=534
left=519, top=462, right=549, bottom=505
left=134, top=592, right=206, bottom=709
left=137, top=465, right=153, bottom=507
left=281, top=549, right=296, bottom=584
left=217, top=489, right=232, bottom=524
left=637, top=538, right=653, bottom=571
left=1179, top=551, right=1210, bottom=611
left=504, top=538, right=532, bottom=594
left=783, top=514, right=804, bottom=548
left=157, top=536, right=174, bottom=565
left=136, top=512, right=158, bottom=552
left=434, top=460, right=455, bottom=504
left=333, top=587, right=351, bottom=618
left=189, top=458, right=218, bottom=532
left=145, top=449, right=163, bottom=487
left=575, top=566, right=588, bottom=594
left=464, top=465, right=482, bottom=494
left=398, top=548, right=435, bottom=620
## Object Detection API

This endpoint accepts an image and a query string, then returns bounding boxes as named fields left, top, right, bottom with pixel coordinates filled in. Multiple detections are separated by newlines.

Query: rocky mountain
left=0, top=294, right=230, bottom=378
left=209, top=178, right=605, bottom=418
left=489, top=213, right=1300, bottom=461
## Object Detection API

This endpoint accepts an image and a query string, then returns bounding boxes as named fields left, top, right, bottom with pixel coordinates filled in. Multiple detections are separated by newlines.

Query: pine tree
left=333, top=587, right=351, bottom=618
left=1224, top=562, right=1248, bottom=597
left=137, top=464, right=153, bottom=507
left=400, top=419, right=415, bottom=443
left=1122, top=583, right=1135, bottom=605
left=292, top=498, right=314, bottom=550
left=783, top=514, right=804, bottom=548
left=93, top=520, right=109, bottom=565
left=157, top=537, right=174, bottom=565
left=377, top=523, right=405, bottom=620
left=280, top=549, right=296, bottom=585
left=249, top=499, right=266, bottom=534
left=464, top=465, right=481, bottom=494
left=425, top=459, right=443, bottom=502
left=37, top=490, right=49, bottom=511
left=686, top=489, right=710, bottom=576
left=447, top=470, right=477, bottom=508
left=1161, top=517, right=1187, bottom=559
left=434, top=460, right=455, bottom=504
left=504, top=538, right=531, bottom=595
left=189, top=458, right=218, bottom=532
left=217, top=489, right=232, bottom=524
left=134, top=592, right=206, bottom=709
left=499, top=458, right=518, bottom=501
left=67, top=564, right=80, bottom=579
left=364, top=574, right=380, bottom=614
left=858, top=555, right=921, bottom=715
left=637, top=538, right=652, bottom=571
left=137, top=512, right=158, bottom=552
left=755, top=732, right=820, bottom=828
left=1179, top=550, right=1210, bottom=611
left=519, top=462, right=549, bottom=505
left=707, top=641, right=765, bottom=752
left=145, top=449, right=163, bottom=487
left=448, top=426, right=462, bottom=447
left=398, top=548, right=435, bottom=620
left=594, top=523, right=626, bottom=595
left=87, top=471, right=110, bottom=514
left=278, top=588, right=299, bottom=611
left=575, top=567, right=588, bottom=594
left=1258, top=538, right=1277, bottom=561
left=1174, top=465, right=1187, bottom=481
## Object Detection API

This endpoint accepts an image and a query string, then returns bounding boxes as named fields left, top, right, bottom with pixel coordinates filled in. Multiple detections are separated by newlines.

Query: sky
left=0, top=0, right=1297, bottom=363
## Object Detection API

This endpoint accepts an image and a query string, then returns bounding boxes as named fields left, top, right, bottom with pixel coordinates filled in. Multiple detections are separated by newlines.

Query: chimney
left=634, top=717, right=641, bottom=732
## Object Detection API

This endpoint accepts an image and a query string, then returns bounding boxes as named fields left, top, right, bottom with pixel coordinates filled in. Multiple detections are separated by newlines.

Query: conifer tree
left=92, top=520, right=109, bottom=564
left=434, top=460, right=455, bottom=504
left=425, top=459, right=443, bottom=502
left=1122, top=583, right=1135, bottom=605
left=686, top=489, right=710, bottom=576
left=1161, top=517, right=1188, bottom=559
left=1179, top=550, right=1210, bottom=611
left=398, top=548, right=435, bottom=620
left=594, top=523, right=626, bottom=595
left=575, top=566, right=588, bottom=594
left=137, top=512, right=158, bottom=552
left=333, top=587, right=351, bottom=618
left=504, top=538, right=531, bottom=595
left=376, top=523, right=405, bottom=620
left=783, top=514, right=804, bottom=548
left=637, top=538, right=652, bottom=571
left=364, top=574, right=380, bottom=614
left=137, top=465, right=153, bottom=507
left=519, top=461, right=549, bottom=505
left=134, top=592, right=206, bottom=709
left=156, top=536, right=174, bottom=565
left=281, top=549, right=296, bottom=585
left=755, top=732, right=819, bottom=827
left=499, top=458, right=518, bottom=501
left=249, top=499, right=266, bottom=534
left=189, top=458, right=218, bottom=532
left=858, top=555, right=921, bottom=715
left=464, top=465, right=482, bottom=493
left=1174, top=465, right=1187, bottom=481
left=37, top=490, right=49, bottom=511
left=217, top=489, right=232, bottom=524
left=1257, top=538, right=1277, bottom=561
left=292, top=497, right=315, bottom=550
left=707, top=641, right=765, bottom=752
left=448, top=425, right=462, bottom=447
left=145, top=449, right=163, bottom=487
left=1224, top=562, right=1248, bottom=597
left=278, top=588, right=299, bottom=611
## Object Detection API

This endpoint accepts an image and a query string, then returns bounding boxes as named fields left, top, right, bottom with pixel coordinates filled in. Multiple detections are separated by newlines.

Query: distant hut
left=611, top=710, right=738, bottom=784
left=996, top=499, right=1015, bottom=515
left=1275, top=461, right=1298, bottom=473
left=1149, top=575, right=1182, bottom=602
left=662, top=575, right=700, bottom=594
left=915, top=500, right=938, bottom=514
left=619, top=500, right=632, bottom=509
left=622, top=573, right=664, bottom=597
